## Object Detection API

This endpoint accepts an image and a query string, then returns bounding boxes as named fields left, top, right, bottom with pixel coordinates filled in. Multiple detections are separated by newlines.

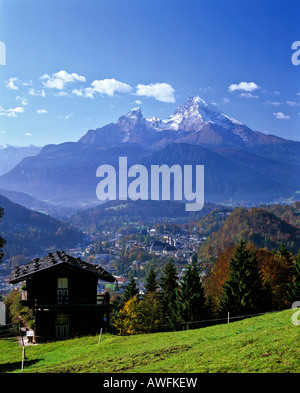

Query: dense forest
left=198, top=207, right=300, bottom=262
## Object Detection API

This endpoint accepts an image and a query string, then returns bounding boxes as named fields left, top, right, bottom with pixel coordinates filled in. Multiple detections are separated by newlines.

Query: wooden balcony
left=25, top=294, right=110, bottom=311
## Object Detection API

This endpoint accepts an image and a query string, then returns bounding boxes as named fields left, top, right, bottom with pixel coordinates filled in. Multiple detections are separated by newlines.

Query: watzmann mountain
left=79, top=96, right=299, bottom=163
left=0, top=96, right=298, bottom=207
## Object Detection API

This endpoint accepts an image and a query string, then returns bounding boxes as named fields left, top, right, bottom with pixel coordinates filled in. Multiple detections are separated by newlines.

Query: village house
left=9, top=251, right=116, bottom=342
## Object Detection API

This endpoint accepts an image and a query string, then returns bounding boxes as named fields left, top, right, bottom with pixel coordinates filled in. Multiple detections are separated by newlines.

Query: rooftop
left=10, top=250, right=116, bottom=284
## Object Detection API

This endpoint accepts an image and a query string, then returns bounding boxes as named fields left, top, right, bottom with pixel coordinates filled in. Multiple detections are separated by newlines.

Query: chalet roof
left=9, top=251, right=116, bottom=284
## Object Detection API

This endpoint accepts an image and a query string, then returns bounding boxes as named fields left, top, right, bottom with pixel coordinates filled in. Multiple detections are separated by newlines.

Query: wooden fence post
left=20, top=331, right=25, bottom=371
left=98, top=327, right=103, bottom=345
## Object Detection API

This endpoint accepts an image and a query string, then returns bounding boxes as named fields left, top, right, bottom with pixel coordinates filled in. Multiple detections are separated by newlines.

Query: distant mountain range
left=0, top=194, right=85, bottom=258
left=0, top=96, right=298, bottom=207
left=0, top=188, right=77, bottom=219
left=0, top=144, right=41, bottom=176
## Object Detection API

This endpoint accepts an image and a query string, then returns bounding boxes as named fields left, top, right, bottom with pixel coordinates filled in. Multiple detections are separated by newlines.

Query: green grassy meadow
left=0, top=309, right=299, bottom=373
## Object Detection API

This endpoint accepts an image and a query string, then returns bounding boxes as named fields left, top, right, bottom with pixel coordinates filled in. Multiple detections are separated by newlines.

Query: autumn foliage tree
left=203, top=245, right=234, bottom=313
left=258, top=245, right=296, bottom=310
left=113, top=293, right=164, bottom=335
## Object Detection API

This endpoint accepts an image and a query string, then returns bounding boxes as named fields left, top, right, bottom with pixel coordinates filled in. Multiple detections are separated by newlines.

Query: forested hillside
left=198, top=207, right=300, bottom=261
left=0, top=194, right=85, bottom=258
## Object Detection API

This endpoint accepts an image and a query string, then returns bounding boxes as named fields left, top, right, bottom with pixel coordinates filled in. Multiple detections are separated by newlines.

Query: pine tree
left=159, top=259, right=180, bottom=324
left=219, top=239, right=263, bottom=317
left=288, top=255, right=300, bottom=303
left=145, top=266, right=159, bottom=293
left=276, top=244, right=294, bottom=266
left=179, top=255, right=206, bottom=322
left=121, top=276, right=139, bottom=305
left=274, top=244, right=296, bottom=308
left=205, top=295, right=217, bottom=318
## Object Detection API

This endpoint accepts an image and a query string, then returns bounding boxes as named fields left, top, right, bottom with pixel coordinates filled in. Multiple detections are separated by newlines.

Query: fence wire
left=0, top=323, right=19, bottom=339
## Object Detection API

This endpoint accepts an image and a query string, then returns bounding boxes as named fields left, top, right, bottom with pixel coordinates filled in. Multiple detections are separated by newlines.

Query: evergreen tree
left=179, top=255, right=206, bottom=322
left=276, top=244, right=294, bottom=266
left=219, top=239, right=263, bottom=317
left=205, top=295, right=217, bottom=318
left=145, top=266, right=159, bottom=293
left=274, top=244, right=296, bottom=308
left=288, top=255, right=300, bottom=303
left=159, top=259, right=180, bottom=324
left=121, top=276, right=139, bottom=305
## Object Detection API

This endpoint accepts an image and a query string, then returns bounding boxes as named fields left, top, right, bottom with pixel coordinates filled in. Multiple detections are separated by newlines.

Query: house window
left=57, top=278, right=68, bottom=289
left=56, top=313, right=69, bottom=338
left=57, top=278, right=68, bottom=304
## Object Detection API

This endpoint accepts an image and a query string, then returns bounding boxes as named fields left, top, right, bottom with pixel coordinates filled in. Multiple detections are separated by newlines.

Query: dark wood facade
left=10, top=251, right=116, bottom=342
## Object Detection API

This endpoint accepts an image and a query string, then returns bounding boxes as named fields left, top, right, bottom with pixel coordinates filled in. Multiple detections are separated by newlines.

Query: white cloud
left=54, top=91, right=71, bottom=97
left=24, top=132, right=32, bottom=136
left=238, top=92, right=259, bottom=99
left=273, top=112, right=290, bottom=120
left=28, top=88, right=46, bottom=97
left=36, top=109, right=48, bottom=114
left=60, top=113, right=74, bottom=120
left=0, top=106, right=25, bottom=118
left=228, top=82, right=260, bottom=92
left=83, top=87, right=95, bottom=99
left=21, top=80, right=33, bottom=87
left=136, top=82, right=176, bottom=103
left=199, top=86, right=213, bottom=93
left=40, top=70, right=86, bottom=90
left=135, top=99, right=143, bottom=104
left=16, top=96, right=28, bottom=106
left=222, top=97, right=230, bottom=104
left=5, top=77, right=19, bottom=90
left=84, top=78, right=133, bottom=98
left=286, top=101, right=300, bottom=107
left=72, top=88, right=84, bottom=97
left=264, top=101, right=281, bottom=106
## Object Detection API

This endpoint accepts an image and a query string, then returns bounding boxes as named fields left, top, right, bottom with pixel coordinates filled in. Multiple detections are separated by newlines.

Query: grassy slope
left=0, top=310, right=299, bottom=373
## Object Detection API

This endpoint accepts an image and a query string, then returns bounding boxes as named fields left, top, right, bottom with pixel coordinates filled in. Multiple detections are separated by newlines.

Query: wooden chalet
left=9, top=251, right=116, bottom=342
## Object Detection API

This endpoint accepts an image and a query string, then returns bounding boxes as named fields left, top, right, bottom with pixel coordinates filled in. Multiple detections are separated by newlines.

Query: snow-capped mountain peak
left=117, top=107, right=145, bottom=134
left=159, top=96, right=244, bottom=132
left=116, top=96, right=244, bottom=136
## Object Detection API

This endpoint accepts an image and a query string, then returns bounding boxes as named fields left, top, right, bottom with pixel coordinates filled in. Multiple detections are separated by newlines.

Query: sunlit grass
left=0, top=309, right=299, bottom=373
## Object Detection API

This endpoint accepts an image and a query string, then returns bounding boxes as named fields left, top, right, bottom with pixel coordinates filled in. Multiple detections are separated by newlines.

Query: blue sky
left=0, top=0, right=299, bottom=146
